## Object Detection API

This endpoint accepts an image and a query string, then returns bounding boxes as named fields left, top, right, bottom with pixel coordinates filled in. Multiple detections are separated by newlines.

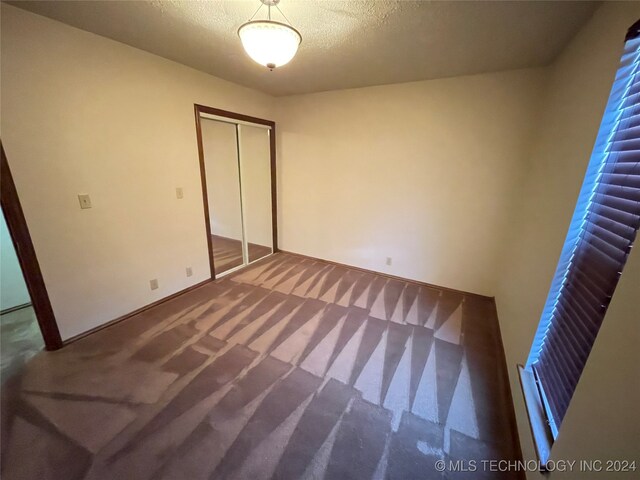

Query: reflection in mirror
left=200, top=119, right=244, bottom=275
left=239, top=124, right=273, bottom=262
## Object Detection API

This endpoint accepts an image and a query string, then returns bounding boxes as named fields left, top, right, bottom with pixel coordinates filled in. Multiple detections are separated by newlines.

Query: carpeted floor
left=0, top=252, right=521, bottom=479
left=212, top=234, right=273, bottom=274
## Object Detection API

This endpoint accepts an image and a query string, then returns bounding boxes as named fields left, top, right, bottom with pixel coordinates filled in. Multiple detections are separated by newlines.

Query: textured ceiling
left=8, top=0, right=599, bottom=96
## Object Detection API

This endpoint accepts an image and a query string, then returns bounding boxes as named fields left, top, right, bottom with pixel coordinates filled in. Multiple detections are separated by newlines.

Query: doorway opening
left=1, top=207, right=43, bottom=381
left=0, top=144, right=63, bottom=380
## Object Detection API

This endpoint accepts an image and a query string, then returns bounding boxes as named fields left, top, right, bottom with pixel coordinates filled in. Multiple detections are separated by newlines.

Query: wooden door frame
left=193, top=104, right=278, bottom=279
left=1, top=142, right=63, bottom=350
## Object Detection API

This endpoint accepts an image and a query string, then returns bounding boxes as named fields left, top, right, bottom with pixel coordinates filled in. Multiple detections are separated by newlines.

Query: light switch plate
left=150, top=279, right=159, bottom=290
left=176, top=187, right=184, bottom=199
left=78, top=194, right=92, bottom=209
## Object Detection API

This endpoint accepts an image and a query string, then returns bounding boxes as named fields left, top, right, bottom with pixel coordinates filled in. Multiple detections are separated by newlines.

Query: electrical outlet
left=150, top=279, right=159, bottom=290
left=78, top=194, right=92, bottom=209
left=186, top=267, right=193, bottom=277
left=176, top=187, right=184, bottom=199
left=386, top=257, right=392, bottom=266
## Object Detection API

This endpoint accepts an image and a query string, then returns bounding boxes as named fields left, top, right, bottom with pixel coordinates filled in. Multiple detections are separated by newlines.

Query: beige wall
left=275, top=69, right=547, bottom=296
left=0, top=4, right=274, bottom=340
left=494, top=3, right=640, bottom=478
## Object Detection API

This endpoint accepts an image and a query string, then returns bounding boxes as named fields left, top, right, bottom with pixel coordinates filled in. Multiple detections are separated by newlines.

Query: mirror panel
left=200, top=119, right=244, bottom=275
left=239, top=124, right=273, bottom=263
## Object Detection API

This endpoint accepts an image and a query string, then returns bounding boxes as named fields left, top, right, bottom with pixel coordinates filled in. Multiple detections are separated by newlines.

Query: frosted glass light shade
left=238, top=20, right=301, bottom=69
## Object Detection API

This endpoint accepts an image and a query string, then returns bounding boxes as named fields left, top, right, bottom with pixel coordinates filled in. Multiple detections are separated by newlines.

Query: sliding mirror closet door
left=197, top=108, right=275, bottom=279
left=238, top=124, right=273, bottom=263
left=200, top=119, right=244, bottom=275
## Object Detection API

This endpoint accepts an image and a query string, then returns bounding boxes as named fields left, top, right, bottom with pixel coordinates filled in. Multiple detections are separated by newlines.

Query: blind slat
left=588, top=210, right=638, bottom=240
left=533, top=362, right=565, bottom=423
left=536, top=351, right=572, bottom=409
left=597, top=183, right=640, bottom=203
left=586, top=220, right=633, bottom=253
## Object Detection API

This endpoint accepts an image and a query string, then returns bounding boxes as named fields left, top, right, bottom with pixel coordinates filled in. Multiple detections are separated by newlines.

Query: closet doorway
left=194, top=105, right=277, bottom=278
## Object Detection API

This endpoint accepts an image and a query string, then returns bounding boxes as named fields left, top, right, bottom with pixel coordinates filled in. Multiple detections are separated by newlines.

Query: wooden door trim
left=0, top=142, right=63, bottom=350
left=193, top=104, right=278, bottom=280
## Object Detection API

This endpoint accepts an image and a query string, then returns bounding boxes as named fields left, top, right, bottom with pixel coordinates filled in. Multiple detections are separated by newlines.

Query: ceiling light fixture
left=238, top=0, right=302, bottom=70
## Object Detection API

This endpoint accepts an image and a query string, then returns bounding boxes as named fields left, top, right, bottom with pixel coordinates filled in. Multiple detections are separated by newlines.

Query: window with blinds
left=525, top=23, right=640, bottom=440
